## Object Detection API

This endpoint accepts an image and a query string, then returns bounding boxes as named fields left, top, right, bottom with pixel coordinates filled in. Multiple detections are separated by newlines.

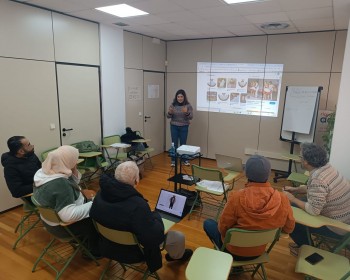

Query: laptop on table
left=155, top=189, right=188, bottom=224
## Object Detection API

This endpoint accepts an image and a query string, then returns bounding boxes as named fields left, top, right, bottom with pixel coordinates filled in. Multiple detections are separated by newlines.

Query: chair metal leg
left=32, top=238, right=56, bottom=272
left=187, top=192, right=200, bottom=220
left=13, top=217, right=41, bottom=249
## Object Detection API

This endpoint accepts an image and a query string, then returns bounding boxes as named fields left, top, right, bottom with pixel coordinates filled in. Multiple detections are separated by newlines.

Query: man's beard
left=25, top=150, right=35, bottom=157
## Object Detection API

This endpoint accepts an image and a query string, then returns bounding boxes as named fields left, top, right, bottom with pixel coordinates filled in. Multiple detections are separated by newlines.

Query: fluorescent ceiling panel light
left=223, top=0, right=264, bottom=4
left=96, top=4, right=148, bottom=18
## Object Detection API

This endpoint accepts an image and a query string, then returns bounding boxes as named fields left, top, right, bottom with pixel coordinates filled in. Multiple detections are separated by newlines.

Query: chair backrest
left=31, top=196, right=62, bottom=224
left=93, top=220, right=138, bottom=246
left=41, top=147, right=58, bottom=161
left=103, top=135, right=121, bottom=145
left=222, top=228, right=281, bottom=251
left=192, top=164, right=223, bottom=182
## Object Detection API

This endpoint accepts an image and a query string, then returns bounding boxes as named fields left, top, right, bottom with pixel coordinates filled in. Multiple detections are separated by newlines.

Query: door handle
left=62, top=128, right=73, bottom=137
left=144, top=116, right=151, bottom=122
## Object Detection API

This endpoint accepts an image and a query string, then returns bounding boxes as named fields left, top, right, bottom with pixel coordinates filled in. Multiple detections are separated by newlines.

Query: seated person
left=204, top=155, right=295, bottom=260
left=1, top=136, right=41, bottom=200
left=284, top=142, right=350, bottom=254
left=90, top=161, right=193, bottom=273
left=33, top=145, right=100, bottom=257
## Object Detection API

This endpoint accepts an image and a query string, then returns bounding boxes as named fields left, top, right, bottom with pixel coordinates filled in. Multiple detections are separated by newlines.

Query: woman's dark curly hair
left=301, top=142, right=328, bottom=168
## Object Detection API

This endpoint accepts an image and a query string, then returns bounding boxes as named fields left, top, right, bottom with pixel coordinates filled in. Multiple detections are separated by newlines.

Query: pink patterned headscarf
left=42, top=145, right=79, bottom=176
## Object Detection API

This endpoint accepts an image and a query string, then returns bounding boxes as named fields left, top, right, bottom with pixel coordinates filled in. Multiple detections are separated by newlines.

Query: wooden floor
left=0, top=153, right=304, bottom=280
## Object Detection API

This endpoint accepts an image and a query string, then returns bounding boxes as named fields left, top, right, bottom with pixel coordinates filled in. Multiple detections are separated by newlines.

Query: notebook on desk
left=215, top=154, right=243, bottom=174
left=155, top=189, right=188, bottom=223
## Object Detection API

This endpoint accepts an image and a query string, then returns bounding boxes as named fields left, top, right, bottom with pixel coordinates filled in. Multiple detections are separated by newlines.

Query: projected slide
left=197, top=62, right=284, bottom=117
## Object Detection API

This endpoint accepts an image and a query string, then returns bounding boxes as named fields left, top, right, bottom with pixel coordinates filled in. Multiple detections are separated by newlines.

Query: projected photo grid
left=197, top=62, right=284, bottom=117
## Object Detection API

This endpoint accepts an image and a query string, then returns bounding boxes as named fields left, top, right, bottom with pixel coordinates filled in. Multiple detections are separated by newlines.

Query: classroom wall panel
left=52, top=13, right=100, bottom=65
left=167, top=39, right=212, bottom=72
left=142, top=36, right=166, bottom=71
left=166, top=31, right=344, bottom=169
left=328, top=73, right=342, bottom=111
left=207, top=112, right=260, bottom=160
left=212, top=36, right=268, bottom=63
left=0, top=0, right=54, bottom=61
left=266, top=32, right=335, bottom=73
left=124, top=32, right=143, bottom=69
left=0, top=58, right=60, bottom=212
left=332, top=31, right=347, bottom=73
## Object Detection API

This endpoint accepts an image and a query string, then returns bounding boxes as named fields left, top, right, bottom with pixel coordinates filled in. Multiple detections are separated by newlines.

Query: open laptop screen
left=155, top=189, right=187, bottom=218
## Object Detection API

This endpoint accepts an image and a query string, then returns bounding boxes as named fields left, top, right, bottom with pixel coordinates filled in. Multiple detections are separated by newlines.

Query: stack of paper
left=177, top=145, right=200, bottom=155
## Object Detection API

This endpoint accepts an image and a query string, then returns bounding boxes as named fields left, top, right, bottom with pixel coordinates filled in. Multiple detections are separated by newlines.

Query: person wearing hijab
left=33, top=145, right=100, bottom=257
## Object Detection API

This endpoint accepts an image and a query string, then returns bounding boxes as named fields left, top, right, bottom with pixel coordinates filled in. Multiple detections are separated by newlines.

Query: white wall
left=330, top=20, right=350, bottom=180
left=100, top=24, right=126, bottom=136
left=166, top=31, right=346, bottom=170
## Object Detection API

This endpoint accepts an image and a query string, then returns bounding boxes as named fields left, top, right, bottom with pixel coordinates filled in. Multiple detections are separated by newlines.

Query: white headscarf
left=42, top=145, right=79, bottom=176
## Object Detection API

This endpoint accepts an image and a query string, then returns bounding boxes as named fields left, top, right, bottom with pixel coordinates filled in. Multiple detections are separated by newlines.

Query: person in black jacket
left=90, top=161, right=192, bottom=273
left=1, top=136, right=41, bottom=200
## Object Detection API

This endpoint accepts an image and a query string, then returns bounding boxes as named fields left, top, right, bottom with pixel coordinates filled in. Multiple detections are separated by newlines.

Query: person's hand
left=283, top=190, right=296, bottom=202
left=168, top=106, right=174, bottom=114
left=71, top=165, right=78, bottom=177
left=283, top=186, right=297, bottom=193
left=181, top=106, right=187, bottom=113
left=81, top=189, right=96, bottom=200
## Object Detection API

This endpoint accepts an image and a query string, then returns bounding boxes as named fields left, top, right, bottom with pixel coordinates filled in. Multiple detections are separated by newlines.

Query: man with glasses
left=283, top=142, right=350, bottom=255
left=1, top=136, right=41, bottom=199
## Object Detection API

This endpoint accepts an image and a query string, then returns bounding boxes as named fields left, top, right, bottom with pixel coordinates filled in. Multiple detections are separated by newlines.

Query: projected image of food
left=227, top=78, right=236, bottom=88
left=218, top=92, right=229, bottom=101
left=230, top=92, right=239, bottom=102
left=217, top=78, right=227, bottom=88
left=207, top=91, right=217, bottom=101
left=197, top=62, right=284, bottom=117
left=207, top=79, right=216, bottom=87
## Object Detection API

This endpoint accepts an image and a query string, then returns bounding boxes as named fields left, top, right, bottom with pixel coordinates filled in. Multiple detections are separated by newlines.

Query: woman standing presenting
left=167, top=89, right=193, bottom=166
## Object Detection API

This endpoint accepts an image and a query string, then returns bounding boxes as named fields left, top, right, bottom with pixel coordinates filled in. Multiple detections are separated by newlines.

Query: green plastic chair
left=186, top=247, right=233, bottom=280
left=41, top=147, right=58, bottom=161
left=135, top=131, right=154, bottom=169
left=93, top=220, right=160, bottom=280
left=31, top=197, right=99, bottom=280
left=287, top=171, right=309, bottom=187
left=188, top=165, right=228, bottom=221
left=13, top=195, right=41, bottom=249
left=295, top=245, right=350, bottom=280
left=102, top=135, right=130, bottom=164
left=215, top=228, right=281, bottom=280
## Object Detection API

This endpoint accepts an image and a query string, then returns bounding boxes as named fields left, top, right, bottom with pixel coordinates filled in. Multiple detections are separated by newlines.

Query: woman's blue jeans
left=170, top=125, right=189, bottom=162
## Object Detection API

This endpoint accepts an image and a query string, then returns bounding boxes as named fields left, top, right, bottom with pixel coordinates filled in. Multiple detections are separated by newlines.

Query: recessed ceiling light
left=223, top=0, right=265, bottom=4
left=96, top=4, right=148, bottom=18
left=260, top=22, right=289, bottom=30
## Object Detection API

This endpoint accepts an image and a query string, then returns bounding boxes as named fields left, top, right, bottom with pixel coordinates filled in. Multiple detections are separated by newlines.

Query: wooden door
left=143, top=71, right=165, bottom=155
left=56, top=64, right=102, bottom=145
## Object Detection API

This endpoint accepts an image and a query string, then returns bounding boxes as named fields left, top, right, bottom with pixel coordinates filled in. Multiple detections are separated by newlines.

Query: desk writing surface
left=79, top=151, right=102, bottom=158
left=132, top=139, right=151, bottom=143
left=77, top=158, right=84, bottom=164
left=292, top=207, right=350, bottom=232
left=281, top=153, right=301, bottom=162
left=101, top=143, right=130, bottom=149
left=162, top=218, right=175, bottom=233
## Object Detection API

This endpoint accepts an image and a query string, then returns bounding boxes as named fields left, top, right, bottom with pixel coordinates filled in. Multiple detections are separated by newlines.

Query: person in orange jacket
left=203, top=155, right=295, bottom=260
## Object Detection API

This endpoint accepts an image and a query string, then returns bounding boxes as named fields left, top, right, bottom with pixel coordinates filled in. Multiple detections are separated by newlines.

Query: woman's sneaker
left=183, top=161, right=190, bottom=166
left=171, top=161, right=175, bottom=167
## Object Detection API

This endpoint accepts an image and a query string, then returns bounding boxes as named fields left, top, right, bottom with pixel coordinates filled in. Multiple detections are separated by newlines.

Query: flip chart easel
left=274, top=86, right=323, bottom=182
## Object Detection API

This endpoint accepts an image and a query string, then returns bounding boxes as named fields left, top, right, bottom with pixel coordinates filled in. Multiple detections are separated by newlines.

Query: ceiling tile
left=245, top=12, right=289, bottom=24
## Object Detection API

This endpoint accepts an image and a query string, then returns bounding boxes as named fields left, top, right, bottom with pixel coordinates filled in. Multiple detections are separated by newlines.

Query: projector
left=177, top=145, right=200, bottom=155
